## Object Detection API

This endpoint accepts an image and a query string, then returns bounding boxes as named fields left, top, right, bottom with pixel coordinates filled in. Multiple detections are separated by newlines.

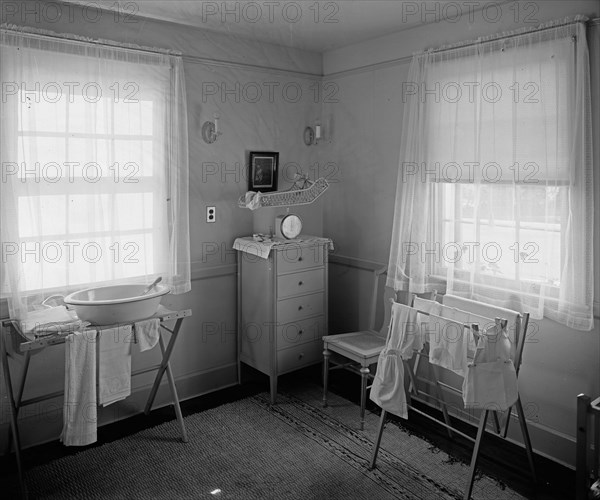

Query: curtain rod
left=0, top=23, right=181, bottom=57
left=325, top=16, right=598, bottom=79
left=424, top=16, right=593, bottom=56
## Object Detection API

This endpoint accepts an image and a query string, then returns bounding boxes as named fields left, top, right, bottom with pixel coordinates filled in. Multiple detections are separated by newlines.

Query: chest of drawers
left=237, top=238, right=330, bottom=404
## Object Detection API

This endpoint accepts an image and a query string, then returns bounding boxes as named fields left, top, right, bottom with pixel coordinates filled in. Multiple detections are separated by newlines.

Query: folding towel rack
left=369, top=295, right=536, bottom=500
left=1, top=306, right=192, bottom=498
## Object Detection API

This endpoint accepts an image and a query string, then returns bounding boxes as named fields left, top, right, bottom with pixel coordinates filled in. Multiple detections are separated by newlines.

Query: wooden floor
left=0, top=366, right=574, bottom=500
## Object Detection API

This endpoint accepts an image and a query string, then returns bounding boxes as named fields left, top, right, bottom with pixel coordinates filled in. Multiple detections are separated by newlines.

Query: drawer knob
left=298, top=353, right=304, bottom=360
left=298, top=281, right=303, bottom=286
left=298, top=306, right=303, bottom=311
left=298, top=257, right=303, bottom=262
left=298, top=330, right=304, bottom=335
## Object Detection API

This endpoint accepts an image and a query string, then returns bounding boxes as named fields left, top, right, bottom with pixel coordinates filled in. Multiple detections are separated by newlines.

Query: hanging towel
left=369, top=303, right=418, bottom=419
left=60, top=330, right=97, bottom=447
left=395, top=303, right=423, bottom=360
left=412, top=296, right=442, bottom=351
left=134, top=318, right=161, bottom=352
left=443, top=294, right=520, bottom=358
left=98, top=325, right=132, bottom=406
left=413, top=296, right=442, bottom=315
left=425, top=313, right=468, bottom=375
left=443, top=294, right=520, bottom=328
left=439, top=305, right=493, bottom=358
left=462, top=321, right=518, bottom=411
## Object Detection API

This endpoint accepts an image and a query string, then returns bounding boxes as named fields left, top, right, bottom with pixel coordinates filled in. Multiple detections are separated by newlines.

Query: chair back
left=374, top=286, right=398, bottom=339
left=364, top=266, right=393, bottom=338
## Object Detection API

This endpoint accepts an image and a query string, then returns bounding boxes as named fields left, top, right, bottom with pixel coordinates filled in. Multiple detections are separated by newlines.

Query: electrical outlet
left=206, top=206, right=216, bottom=223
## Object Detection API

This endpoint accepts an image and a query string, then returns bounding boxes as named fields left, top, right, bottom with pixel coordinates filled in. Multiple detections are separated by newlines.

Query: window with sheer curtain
left=387, top=18, right=594, bottom=330
left=0, top=28, right=191, bottom=319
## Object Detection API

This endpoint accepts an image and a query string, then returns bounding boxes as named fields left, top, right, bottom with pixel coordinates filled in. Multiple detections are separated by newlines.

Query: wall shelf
left=238, top=177, right=329, bottom=209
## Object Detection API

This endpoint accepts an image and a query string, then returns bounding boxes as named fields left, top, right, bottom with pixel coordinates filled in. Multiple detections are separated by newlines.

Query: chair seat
left=323, top=331, right=386, bottom=362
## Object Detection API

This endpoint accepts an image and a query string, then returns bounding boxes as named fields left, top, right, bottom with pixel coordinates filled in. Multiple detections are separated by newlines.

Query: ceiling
left=61, top=0, right=440, bottom=52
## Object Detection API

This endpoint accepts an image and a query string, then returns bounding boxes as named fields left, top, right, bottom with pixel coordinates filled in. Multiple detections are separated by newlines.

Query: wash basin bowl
left=64, top=283, right=170, bottom=325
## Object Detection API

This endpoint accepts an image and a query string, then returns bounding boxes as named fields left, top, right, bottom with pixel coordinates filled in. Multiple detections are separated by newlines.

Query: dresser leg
left=323, top=348, right=330, bottom=407
left=269, top=374, right=278, bottom=405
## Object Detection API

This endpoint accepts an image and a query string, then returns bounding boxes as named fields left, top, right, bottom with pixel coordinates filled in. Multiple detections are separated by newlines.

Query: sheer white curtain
left=387, top=18, right=594, bottom=330
left=0, top=26, right=191, bottom=319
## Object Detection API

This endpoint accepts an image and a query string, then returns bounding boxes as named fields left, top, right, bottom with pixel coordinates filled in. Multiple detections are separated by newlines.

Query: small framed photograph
left=248, top=151, right=279, bottom=192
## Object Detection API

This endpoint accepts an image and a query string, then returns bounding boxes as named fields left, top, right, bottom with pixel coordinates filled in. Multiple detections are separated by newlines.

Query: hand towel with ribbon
left=370, top=302, right=418, bottom=419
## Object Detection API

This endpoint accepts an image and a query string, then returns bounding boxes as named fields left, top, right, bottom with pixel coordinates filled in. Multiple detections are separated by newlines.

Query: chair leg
left=369, top=410, right=387, bottom=469
left=360, top=366, right=370, bottom=431
left=323, top=348, right=330, bottom=407
left=465, top=409, right=489, bottom=500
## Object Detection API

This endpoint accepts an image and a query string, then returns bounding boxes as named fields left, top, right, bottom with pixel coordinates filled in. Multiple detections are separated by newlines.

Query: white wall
left=321, top=0, right=600, bottom=467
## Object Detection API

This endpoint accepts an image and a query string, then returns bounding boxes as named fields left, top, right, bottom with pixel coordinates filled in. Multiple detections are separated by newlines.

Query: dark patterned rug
left=7, top=386, right=525, bottom=499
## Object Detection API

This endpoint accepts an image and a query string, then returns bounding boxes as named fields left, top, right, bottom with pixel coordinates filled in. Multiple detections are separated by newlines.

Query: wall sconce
left=202, top=113, right=222, bottom=144
left=303, top=120, right=322, bottom=146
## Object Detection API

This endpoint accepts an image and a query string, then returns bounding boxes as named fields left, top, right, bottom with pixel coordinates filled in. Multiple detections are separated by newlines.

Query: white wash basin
left=64, top=284, right=170, bottom=325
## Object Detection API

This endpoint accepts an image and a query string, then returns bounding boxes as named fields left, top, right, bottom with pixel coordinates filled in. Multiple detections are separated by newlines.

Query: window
left=1, top=29, right=190, bottom=319
left=387, top=19, right=594, bottom=330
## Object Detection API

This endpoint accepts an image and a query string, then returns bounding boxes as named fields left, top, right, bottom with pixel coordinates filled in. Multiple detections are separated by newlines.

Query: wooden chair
left=322, top=265, right=389, bottom=430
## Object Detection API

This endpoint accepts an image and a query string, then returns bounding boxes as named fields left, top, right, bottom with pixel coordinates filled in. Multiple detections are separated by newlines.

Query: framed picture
left=248, top=151, right=279, bottom=192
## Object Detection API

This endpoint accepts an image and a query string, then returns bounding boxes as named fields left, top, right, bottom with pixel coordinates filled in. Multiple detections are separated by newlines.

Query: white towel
left=134, top=318, right=161, bottom=352
left=412, top=297, right=442, bottom=350
left=98, top=325, right=132, bottom=406
left=20, top=306, right=82, bottom=335
left=413, top=296, right=441, bottom=315
left=439, top=305, right=493, bottom=357
left=60, top=330, right=97, bottom=447
left=369, top=303, right=418, bottom=419
left=443, top=294, right=519, bottom=358
left=425, top=313, right=468, bottom=375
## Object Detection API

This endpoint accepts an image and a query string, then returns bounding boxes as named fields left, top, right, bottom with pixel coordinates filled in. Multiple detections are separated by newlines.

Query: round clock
left=275, top=214, right=303, bottom=239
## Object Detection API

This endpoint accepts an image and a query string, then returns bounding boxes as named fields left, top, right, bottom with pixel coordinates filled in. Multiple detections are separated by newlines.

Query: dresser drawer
left=277, top=342, right=323, bottom=374
left=277, top=293, right=324, bottom=324
left=277, top=269, right=324, bottom=299
left=277, top=316, right=324, bottom=349
left=276, top=244, right=324, bottom=274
